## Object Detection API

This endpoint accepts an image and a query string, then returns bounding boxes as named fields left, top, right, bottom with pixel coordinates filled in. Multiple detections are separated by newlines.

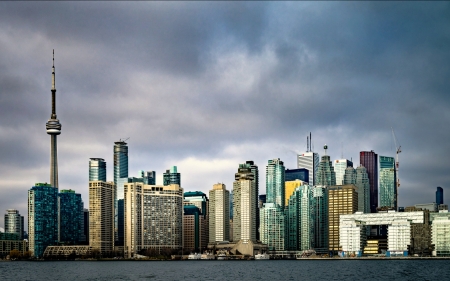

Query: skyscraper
left=89, top=181, right=115, bottom=254
left=333, top=159, right=353, bottom=185
left=436, top=187, right=444, bottom=205
left=114, top=140, right=128, bottom=199
left=260, top=203, right=285, bottom=251
left=245, top=161, right=260, bottom=240
left=89, top=158, right=106, bottom=182
left=360, top=151, right=378, bottom=213
left=183, top=205, right=208, bottom=252
left=28, top=183, right=58, bottom=257
left=163, top=166, right=181, bottom=186
left=344, top=166, right=370, bottom=213
left=379, top=156, right=397, bottom=209
left=316, top=145, right=336, bottom=186
left=184, top=191, right=209, bottom=250
left=232, top=163, right=257, bottom=243
left=313, top=186, right=328, bottom=253
left=58, top=189, right=83, bottom=244
left=266, top=159, right=285, bottom=208
left=285, top=168, right=309, bottom=183
left=46, top=50, right=62, bottom=189
left=285, top=179, right=303, bottom=207
left=4, top=209, right=24, bottom=240
left=297, top=152, right=320, bottom=186
left=209, top=183, right=230, bottom=243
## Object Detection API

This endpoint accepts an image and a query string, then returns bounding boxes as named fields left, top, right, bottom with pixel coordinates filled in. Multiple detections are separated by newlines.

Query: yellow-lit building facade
left=285, top=180, right=304, bottom=207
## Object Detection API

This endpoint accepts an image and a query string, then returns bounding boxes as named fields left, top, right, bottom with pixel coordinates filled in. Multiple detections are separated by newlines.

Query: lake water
left=1, top=260, right=448, bottom=281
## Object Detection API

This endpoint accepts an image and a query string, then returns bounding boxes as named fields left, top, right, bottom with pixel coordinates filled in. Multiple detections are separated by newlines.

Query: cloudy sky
left=1, top=2, right=449, bottom=228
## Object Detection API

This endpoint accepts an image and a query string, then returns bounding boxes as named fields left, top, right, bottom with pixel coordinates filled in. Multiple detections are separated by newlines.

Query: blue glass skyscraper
left=285, top=168, right=309, bottom=183
left=58, top=189, right=83, bottom=244
left=379, top=156, right=396, bottom=209
left=89, top=158, right=106, bottom=182
left=114, top=140, right=128, bottom=197
left=28, top=183, right=58, bottom=257
left=163, top=166, right=181, bottom=186
left=266, top=159, right=285, bottom=208
left=437, top=187, right=444, bottom=205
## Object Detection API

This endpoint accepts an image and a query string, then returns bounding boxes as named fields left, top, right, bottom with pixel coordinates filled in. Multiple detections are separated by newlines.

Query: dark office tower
left=258, top=194, right=266, bottom=208
left=163, top=166, right=181, bottom=186
left=360, top=150, right=378, bottom=213
left=117, top=199, right=124, bottom=246
left=245, top=161, right=260, bottom=240
left=58, top=190, right=83, bottom=244
left=82, top=208, right=89, bottom=245
left=140, top=170, right=156, bottom=185
left=437, top=187, right=444, bottom=205
left=46, top=50, right=62, bottom=189
left=89, top=158, right=106, bottom=182
left=285, top=168, right=309, bottom=183
left=316, top=145, right=336, bottom=186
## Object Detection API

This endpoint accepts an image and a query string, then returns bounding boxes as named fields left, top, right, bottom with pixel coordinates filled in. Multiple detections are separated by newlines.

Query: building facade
left=163, top=166, right=181, bottom=186
left=431, top=210, right=450, bottom=256
left=260, top=203, right=285, bottom=251
left=297, top=152, right=319, bottom=186
left=209, top=183, right=230, bottom=242
left=124, top=183, right=183, bottom=258
left=266, top=159, right=285, bottom=208
left=333, top=159, right=353, bottom=185
left=436, top=187, right=444, bottom=205
left=28, top=183, right=58, bottom=257
left=285, top=168, right=309, bottom=183
left=89, top=158, right=106, bottom=182
left=183, top=205, right=208, bottom=252
left=379, top=156, right=397, bottom=209
left=360, top=151, right=378, bottom=213
left=184, top=191, right=208, bottom=249
left=89, top=181, right=115, bottom=254
left=285, top=179, right=303, bottom=207
left=58, top=189, right=83, bottom=244
left=313, top=186, right=328, bottom=253
left=4, top=209, right=24, bottom=240
left=316, top=146, right=336, bottom=186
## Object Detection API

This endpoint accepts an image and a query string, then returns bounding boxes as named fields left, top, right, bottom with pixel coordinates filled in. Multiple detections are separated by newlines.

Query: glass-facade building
left=89, top=158, right=106, bottom=182
left=297, top=152, right=319, bottom=185
left=379, top=156, right=396, bottom=209
left=313, top=186, right=328, bottom=253
left=437, top=187, right=444, bottom=205
left=4, top=209, right=24, bottom=240
left=58, top=189, right=83, bottom=244
left=114, top=141, right=128, bottom=198
left=260, top=203, right=285, bottom=251
left=28, top=183, right=58, bottom=257
left=163, top=166, right=181, bottom=186
left=333, top=159, right=353, bottom=185
left=344, top=166, right=370, bottom=213
left=360, top=151, right=378, bottom=213
left=316, top=148, right=336, bottom=186
left=266, top=159, right=285, bottom=208
left=285, top=168, right=309, bottom=184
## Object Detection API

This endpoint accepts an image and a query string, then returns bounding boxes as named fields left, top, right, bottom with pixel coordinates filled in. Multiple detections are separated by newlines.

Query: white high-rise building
left=209, top=183, right=230, bottom=243
left=333, top=159, right=353, bottom=185
left=297, top=152, right=319, bottom=186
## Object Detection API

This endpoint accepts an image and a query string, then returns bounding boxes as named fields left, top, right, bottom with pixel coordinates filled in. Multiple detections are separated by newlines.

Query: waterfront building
left=415, top=203, right=438, bottom=212
left=89, top=158, right=106, bottom=182
left=333, top=159, right=353, bottom=185
left=244, top=161, right=260, bottom=240
left=184, top=191, right=208, bottom=248
left=58, top=189, right=83, bottom=244
left=209, top=183, right=230, bottom=242
left=360, top=151, right=378, bottom=213
left=89, top=181, right=115, bottom=254
left=285, top=179, right=303, bottom=207
left=163, top=166, right=181, bottom=186
left=260, top=203, right=285, bottom=251
left=345, top=166, right=370, bottom=213
left=46, top=50, right=62, bottom=190
left=430, top=210, right=450, bottom=256
left=328, top=185, right=358, bottom=252
left=313, top=186, right=328, bottom=253
left=316, top=145, right=336, bottom=186
left=379, top=156, right=397, bottom=209
left=437, top=187, right=444, bottom=205
left=183, top=205, right=207, bottom=252
left=0, top=233, right=28, bottom=259
left=28, top=183, right=58, bottom=257
left=340, top=211, right=424, bottom=256
left=439, top=204, right=448, bottom=211
left=266, top=158, right=285, bottom=208
left=297, top=152, right=319, bottom=185
left=4, top=209, right=24, bottom=240
left=404, top=206, right=432, bottom=256
left=124, top=183, right=183, bottom=258
left=117, top=199, right=124, bottom=246
left=114, top=140, right=128, bottom=199
left=82, top=208, right=89, bottom=244
left=233, top=163, right=257, bottom=243
left=229, top=190, right=233, bottom=241
left=286, top=184, right=315, bottom=251
left=285, top=168, right=309, bottom=183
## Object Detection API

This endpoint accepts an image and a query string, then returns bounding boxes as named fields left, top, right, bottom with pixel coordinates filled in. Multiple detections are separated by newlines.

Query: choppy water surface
left=0, top=260, right=448, bottom=281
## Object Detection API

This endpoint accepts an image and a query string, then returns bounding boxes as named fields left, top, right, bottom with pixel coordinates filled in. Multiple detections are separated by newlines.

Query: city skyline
left=1, top=2, right=449, bottom=228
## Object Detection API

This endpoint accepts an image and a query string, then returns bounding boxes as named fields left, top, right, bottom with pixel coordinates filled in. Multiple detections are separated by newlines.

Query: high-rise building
left=379, top=156, right=397, bottom=209
left=89, top=158, right=106, bottom=182
left=183, top=205, right=207, bottom=252
left=333, top=159, right=353, bottom=185
left=360, top=151, right=378, bottom=213
left=285, top=168, right=309, bottom=183
left=58, top=189, right=83, bottom=244
left=82, top=208, right=89, bottom=244
left=89, top=181, right=115, bottom=254
left=328, top=185, right=358, bottom=252
left=313, top=186, right=328, bottom=253
left=286, top=184, right=315, bottom=251
left=140, top=170, right=156, bottom=185
left=114, top=140, right=128, bottom=199
left=258, top=194, right=266, bottom=208
left=46, top=50, right=62, bottom=189
left=209, top=183, right=230, bottom=243
left=117, top=199, right=124, bottom=246
left=244, top=161, right=260, bottom=240
left=437, top=187, right=444, bottom=205
left=28, top=183, right=58, bottom=257
left=184, top=191, right=208, bottom=249
left=260, top=203, right=285, bottom=251
left=232, top=163, right=257, bottom=243
left=266, top=159, right=285, bottom=208
left=124, top=183, right=183, bottom=258
left=285, top=179, right=303, bottom=207
left=4, top=210, right=24, bottom=240
left=163, top=166, right=181, bottom=186
left=316, top=145, right=336, bottom=186
left=344, top=166, right=370, bottom=213
left=297, top=152, right=319, bottom=186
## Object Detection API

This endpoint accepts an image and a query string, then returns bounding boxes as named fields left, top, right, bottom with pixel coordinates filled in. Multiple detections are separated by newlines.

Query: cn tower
left=46, top=50, right=62, bottom=189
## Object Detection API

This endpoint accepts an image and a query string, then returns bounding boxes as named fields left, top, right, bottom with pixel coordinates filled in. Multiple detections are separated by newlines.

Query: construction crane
left=392, top=128, right=401, bottom=210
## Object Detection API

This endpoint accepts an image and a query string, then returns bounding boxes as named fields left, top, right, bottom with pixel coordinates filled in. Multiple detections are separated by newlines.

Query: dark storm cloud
left=0, top=2, right=449, bottom=227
